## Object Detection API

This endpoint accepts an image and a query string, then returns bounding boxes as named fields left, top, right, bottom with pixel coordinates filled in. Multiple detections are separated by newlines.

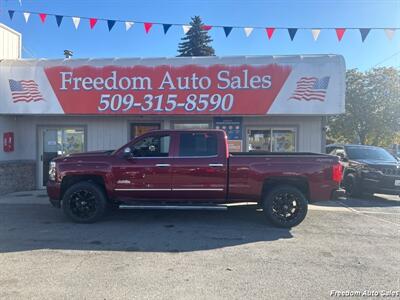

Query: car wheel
left=62, top=181, right=107, bottom=223
left=262, top=185, right=308, bottom=228
left=344, top=174, right=362, bottom=198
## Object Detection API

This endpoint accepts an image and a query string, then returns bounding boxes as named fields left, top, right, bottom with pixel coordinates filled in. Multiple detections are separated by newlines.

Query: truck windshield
left=345, top=146, right=397, bottom=162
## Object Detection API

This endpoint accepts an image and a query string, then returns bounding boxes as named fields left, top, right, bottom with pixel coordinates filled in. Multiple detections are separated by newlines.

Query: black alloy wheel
left=344, top=174, right=362, bottom=198
left=62, top=182, right=107, bottom=223
left=69, top=189, right=97, bottom=219
left=263, top=185, right=308, bottom=228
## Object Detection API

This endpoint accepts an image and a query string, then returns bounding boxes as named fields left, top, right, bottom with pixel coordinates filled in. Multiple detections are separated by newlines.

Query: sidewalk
left=0, top=190, right=49, bottom=205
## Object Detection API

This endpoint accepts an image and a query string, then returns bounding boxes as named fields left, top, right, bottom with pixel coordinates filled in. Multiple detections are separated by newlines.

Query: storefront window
left=173, top=122, right=210, bottom=130
left=62, top=129, right=85, bottom=154
left=247, top=128, right=296, bottom=152
left=248, top=130, right=272, bottom=151
left=130, top=123, right=160, bottom=140
left=272, top=130, right=296, bottom=152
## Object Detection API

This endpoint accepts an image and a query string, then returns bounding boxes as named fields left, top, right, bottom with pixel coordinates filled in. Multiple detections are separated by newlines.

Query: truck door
left=112, top=133, right=173, bottom=201
left=171, top=132, right=228, bottom=201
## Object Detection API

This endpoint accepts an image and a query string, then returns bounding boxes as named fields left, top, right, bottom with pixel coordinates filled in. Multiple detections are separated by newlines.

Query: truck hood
left=67, top=150, right=114, bottom=156
left=53, top=150, right=114, bottom=162
left=352, top=158, right=400, bottom=167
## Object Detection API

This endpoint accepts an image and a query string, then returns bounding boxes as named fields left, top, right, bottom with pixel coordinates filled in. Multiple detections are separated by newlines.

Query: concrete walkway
left=0, top=190, right=48, bottom=205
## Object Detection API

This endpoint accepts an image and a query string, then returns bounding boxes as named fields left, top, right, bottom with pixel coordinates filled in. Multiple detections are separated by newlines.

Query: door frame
left=37, top=125, right=87, bottom=189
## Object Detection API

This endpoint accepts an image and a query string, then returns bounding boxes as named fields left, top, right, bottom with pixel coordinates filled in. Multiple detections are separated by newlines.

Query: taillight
left=332, top=163, right=343, bottom=183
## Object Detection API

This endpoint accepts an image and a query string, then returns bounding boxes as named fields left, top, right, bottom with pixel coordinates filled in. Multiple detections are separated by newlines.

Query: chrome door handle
left=209, top=163, right=223, bottom=167
left=155, top=163, right=171, bottom=167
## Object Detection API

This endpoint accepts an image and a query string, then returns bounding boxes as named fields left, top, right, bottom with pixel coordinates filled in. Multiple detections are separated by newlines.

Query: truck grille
left=381, top=168, right=400, bottom=176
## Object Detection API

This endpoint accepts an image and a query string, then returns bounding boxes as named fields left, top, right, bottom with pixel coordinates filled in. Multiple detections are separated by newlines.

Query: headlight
left=361, top=167, right=382, bottom=178
left=49, top=161, right=56, bottom=181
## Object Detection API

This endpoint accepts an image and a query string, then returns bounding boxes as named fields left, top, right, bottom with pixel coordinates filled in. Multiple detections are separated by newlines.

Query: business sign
left=214, top=117, right=243, bottom=151
left=227, top=140, right=242, bottom=152
left=0, top=56, right=345, bottom=115
left=214, top=117, right=242, bottom=139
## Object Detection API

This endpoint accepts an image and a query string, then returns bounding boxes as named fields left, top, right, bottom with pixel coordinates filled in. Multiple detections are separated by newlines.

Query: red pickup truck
left=47, top=129, right=343, bottom=227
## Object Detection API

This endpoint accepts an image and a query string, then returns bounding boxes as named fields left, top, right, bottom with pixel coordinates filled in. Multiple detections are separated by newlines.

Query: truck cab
left=112, top=130, right=228, bottom=202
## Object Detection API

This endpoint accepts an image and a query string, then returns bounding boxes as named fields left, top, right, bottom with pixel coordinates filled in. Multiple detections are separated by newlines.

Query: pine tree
left=177, top=16, right=215, bottom=57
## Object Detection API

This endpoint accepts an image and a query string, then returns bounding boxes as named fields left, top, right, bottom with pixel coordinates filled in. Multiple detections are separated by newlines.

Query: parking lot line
left=308, top=201, right=353, bottom=212
left=336, top=200, right=400, bottom=227
left=353, top=211, right=400, bottom=215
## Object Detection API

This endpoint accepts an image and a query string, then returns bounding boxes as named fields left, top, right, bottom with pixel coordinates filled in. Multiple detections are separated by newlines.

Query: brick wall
left=0, top=160, right=36, bottom=194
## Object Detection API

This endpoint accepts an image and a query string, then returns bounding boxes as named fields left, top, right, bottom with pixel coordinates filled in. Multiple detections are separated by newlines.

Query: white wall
left=0, top=24, right=21, bottom=161
left=14, top=115, right=323, bottom=161
left=0, top=23, right=21, bottom=60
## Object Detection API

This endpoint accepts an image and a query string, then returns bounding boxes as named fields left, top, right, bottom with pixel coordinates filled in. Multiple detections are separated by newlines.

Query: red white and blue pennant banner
left=6, top=10, right=398, bottom=42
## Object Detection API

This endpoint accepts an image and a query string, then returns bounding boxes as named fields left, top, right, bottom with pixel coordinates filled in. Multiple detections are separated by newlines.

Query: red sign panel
left=44, top=64, right=292, bottom=115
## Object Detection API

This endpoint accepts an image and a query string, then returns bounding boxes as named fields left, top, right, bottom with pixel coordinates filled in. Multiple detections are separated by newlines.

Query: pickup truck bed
left=47, top=129, right=343, bottom=227
left=229, top=152, right=340, bottom=202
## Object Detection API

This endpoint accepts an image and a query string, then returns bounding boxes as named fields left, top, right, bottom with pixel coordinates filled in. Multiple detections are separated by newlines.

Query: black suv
left=329, top=145, right=400, bottom=197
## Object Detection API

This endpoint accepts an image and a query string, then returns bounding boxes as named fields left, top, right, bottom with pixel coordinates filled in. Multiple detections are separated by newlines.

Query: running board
left=119, top=204, right=228, bottom=211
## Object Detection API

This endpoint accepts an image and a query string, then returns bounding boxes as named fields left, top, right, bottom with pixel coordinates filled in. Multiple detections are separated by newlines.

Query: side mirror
left=123, top=147, right=134, bottom=159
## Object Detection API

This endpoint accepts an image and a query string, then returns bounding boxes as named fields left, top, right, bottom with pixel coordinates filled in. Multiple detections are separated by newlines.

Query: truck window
left=132, top=135, right=170, bottom=157
left=179, top=133, right=218, bottom=157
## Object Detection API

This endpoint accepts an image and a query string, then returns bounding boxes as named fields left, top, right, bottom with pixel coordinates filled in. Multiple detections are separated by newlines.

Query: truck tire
left=62, top=181, right=107, bottom=223
left=262, top=185, right=308, bottom=228
left=344, top=173, right=362, bottom=198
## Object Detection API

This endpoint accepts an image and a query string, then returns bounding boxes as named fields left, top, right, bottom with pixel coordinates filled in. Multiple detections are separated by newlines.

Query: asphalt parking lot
left=0, top=191, right=399, bottom=299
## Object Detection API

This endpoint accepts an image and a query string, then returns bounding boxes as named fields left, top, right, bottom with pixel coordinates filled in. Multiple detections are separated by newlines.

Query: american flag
left=8, top=79, right=44, bottom=103
left=289, top=76, right=330, bottom=101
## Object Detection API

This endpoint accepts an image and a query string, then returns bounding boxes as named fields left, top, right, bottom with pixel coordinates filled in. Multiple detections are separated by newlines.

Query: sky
left=0, top=0, right=399, bottom=70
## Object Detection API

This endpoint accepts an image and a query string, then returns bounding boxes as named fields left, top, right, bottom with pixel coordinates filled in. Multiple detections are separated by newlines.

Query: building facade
left=0, top=23, right=33, bottom=194
left=0, top=24, right=345, bottom=193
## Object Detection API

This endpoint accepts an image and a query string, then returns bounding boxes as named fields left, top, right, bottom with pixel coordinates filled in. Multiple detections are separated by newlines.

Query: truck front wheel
left=62, top=181, right=107, bottom=223
left=262, top=185, right=308, bottom=228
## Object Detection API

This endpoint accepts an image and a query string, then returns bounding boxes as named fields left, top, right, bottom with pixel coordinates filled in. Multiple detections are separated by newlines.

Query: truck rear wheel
left=262, top=185, right=308, bottom=228
left=62, top=181, right=107, bottom=223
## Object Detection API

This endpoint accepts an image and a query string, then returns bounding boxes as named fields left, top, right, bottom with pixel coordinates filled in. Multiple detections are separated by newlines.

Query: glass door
left=39, top=127, right=85, bottom=187
left=41, top=129, right=58, bottom=187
